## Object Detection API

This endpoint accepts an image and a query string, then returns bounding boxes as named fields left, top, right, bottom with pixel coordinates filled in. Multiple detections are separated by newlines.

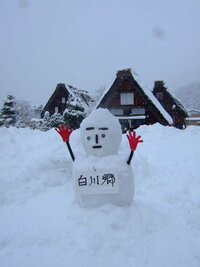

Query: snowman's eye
left=101, top=134, right=106, bottom=138
left=87, top=136, right=91, bottom=140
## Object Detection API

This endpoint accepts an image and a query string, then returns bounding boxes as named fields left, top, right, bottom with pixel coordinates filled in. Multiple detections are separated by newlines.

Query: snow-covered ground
left=0, top=124, right=200, bottom=267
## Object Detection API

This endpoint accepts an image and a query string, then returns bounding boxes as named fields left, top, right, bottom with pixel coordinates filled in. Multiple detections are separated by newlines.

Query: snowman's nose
left=95, top=134, right=99, bottom=144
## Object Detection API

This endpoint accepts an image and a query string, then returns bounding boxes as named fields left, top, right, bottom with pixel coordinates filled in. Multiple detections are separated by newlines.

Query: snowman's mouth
left=93, top=146, right=102, bottom=149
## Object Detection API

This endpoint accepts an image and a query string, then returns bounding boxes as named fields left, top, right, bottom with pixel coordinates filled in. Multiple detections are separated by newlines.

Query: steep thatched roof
left=153, top=81, right=189, bottom=118
left=42, top=83, right=94, bottom=117
left=97, top=69, right=173, bottom=125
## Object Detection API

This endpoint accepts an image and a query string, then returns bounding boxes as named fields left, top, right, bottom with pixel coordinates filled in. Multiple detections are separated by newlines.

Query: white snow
left=187, top=117, right=200, bottom=121
left=0, top=124, right=200, bottom=267
left=117, top=115, right=146, bottom=119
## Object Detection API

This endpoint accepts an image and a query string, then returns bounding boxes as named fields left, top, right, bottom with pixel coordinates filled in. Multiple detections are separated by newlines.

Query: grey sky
left=0, top=0, right=200, bottom=106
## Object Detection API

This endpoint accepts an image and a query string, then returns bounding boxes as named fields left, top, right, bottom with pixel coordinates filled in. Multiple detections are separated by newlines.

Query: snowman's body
left=73, top=108, right=134, bottom=208
left=73, top=154, right=134, bottom=208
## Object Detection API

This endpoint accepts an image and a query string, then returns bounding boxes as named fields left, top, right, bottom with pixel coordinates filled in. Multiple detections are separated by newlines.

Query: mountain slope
left=175, top=81, right=200, bottom=110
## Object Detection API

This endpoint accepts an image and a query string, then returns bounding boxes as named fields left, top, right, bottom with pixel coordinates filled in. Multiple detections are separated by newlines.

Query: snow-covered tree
left=63, top=95, right=86, bottom=129
left=0, top=94, right=44, bottom=129
left=32, top=105, right=43, bottom=119
left=15, top=100, right=33, bottom=128
left=0, top=115, right=3, bottom=127
left=27, top=105, right=43, bottom=130
left=0, top=94, right=16, bottom=127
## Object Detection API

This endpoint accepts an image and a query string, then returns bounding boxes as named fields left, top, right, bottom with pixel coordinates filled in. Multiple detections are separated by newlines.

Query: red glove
left=126, top=130, right=143, bottom=151
left=55, top=125, right=73, bottom=142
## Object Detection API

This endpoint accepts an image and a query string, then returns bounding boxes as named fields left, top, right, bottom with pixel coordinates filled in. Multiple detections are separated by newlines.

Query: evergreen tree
left=0, top=110, right=3, bottom=126
left=0, top=94, right=16, bottom=127
left=32, top=105, right=43, bottom=119
left=63, top=95, right=86, bottom=129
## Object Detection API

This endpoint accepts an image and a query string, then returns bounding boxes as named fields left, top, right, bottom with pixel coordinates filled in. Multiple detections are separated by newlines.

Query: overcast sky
left=0, top=0, right=200, bottom=106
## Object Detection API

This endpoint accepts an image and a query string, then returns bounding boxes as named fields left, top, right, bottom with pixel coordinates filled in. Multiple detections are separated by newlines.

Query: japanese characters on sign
left=74, top=168, right=119, bottom=195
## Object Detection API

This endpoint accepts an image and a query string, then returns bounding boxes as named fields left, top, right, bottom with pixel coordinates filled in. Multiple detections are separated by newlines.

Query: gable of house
left=41, top=83, right=94, bottom=118
left=153, top=81, right=189, bottom=129
left=97, top=69, right=172, bottom=131
left=41, top=84, right=69, bottom=117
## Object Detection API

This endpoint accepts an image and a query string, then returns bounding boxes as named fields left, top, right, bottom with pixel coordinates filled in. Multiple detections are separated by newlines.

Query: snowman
left=55, top=108, right=143, bottom=208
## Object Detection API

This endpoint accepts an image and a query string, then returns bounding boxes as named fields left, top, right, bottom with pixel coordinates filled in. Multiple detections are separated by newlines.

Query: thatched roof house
left=97, top=69, right=173, bottom=131
left=153, top=81, right=189, bottom=129
left=41, top=83, right=94, bottom=117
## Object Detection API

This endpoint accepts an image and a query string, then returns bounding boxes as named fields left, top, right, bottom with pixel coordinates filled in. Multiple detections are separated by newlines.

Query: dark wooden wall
left=42, top=85, right=69, bottom=117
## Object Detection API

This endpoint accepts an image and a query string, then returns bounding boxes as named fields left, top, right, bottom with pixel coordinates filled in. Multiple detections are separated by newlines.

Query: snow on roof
left=145, top=89, right=173, bottom=124
left=65, top=84, right=93, bottom=113
left=117, top=115, right=146, bottom=120
left=186, top=117, right=200, bottom=121
left=95, top=84, right=112, bottom=109
left=133, top=75, right=173, bottom=125
left=166, top=89, right=189, bottom=116
left=188, top=109, right=200, bottom=115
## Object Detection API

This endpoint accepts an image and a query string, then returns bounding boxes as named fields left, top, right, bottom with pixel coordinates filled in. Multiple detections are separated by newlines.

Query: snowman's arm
left=127, top=151, right=134, bottom=165
left=126, top=131, right=143, bottom=165
left=66, top=141, right=75, bottom=162
left=55, top=125, right=75, bottom=162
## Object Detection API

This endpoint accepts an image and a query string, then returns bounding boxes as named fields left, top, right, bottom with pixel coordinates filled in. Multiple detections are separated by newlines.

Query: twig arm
left=127, top=151, right=134, bottom=165
left=66, top=142, right=75, bottom=162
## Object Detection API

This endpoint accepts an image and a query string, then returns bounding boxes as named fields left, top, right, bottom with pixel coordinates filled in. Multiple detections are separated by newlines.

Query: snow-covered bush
left=40, top=111, right=64, bottom=131
left=48, top=112, right=64, bottom=128
left=28, top=118, right=44, bottom=130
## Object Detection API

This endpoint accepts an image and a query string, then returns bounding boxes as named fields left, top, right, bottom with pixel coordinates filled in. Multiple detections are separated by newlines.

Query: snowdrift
left=0, top=124, right=200, bottom=267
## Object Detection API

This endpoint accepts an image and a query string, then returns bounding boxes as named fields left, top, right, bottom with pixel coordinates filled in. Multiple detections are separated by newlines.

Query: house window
left=110, top=108, right=123, bottom=116
left=62, top=97, right=65, bottom=103
left=131, top=107, right=145, bottom=115
left=55, top=106, right=59, bottom=113
left=155, top=92, right=163, bottom=101
left=120, top=93, right=134, bottom=105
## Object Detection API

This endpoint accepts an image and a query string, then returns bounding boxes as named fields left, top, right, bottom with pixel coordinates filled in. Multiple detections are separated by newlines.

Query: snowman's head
left=80, top=108, right=122, bottom=157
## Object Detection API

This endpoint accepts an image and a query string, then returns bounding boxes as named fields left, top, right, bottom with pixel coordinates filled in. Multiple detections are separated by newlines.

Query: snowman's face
left=82, top=126, right=111, bottom=157
left=80, top=109, right=122, bottom=157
